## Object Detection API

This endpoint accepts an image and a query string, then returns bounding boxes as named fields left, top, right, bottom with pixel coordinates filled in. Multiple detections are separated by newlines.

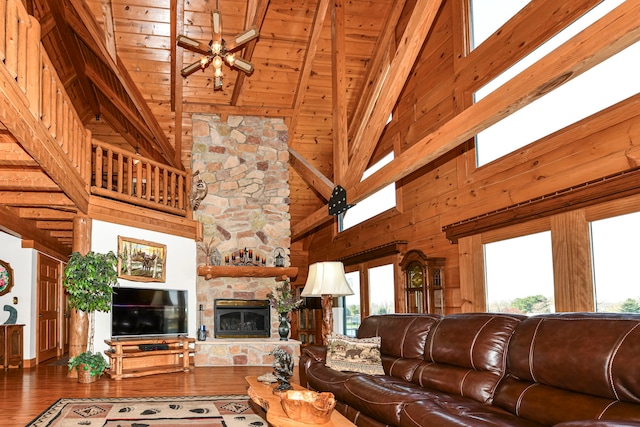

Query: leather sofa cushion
left=357, top=314, right=441, bottom=359
left=413, top=313, right=524, bottom=404
left=304, top=361, right=362, bottom=401
left=400, top=396, right=546, bottom=427
left=342, top=376, right=440, bottom=426
left=494, top=313, right=640, bottom=425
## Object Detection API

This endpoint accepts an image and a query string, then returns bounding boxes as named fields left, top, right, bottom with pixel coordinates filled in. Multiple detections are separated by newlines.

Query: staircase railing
left=1, top=0, right=89, bottom=182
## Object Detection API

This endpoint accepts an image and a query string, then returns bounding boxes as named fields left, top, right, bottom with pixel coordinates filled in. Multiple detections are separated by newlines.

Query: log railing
left=91, top=140, right=189, bottom=217
left=0, top=0, right=89, bottom=182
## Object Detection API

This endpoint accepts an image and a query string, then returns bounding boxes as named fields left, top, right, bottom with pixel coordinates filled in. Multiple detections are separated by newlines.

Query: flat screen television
left=111, top=287, right=188, bottom=338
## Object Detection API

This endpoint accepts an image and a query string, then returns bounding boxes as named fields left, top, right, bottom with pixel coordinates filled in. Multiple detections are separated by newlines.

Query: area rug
left=26, top=395, right=266, bottom=427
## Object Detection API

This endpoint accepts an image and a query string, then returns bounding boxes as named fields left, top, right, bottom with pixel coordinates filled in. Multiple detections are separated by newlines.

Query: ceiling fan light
left=225, top=54, right=235, bottom=66
left=211, top=40, right=222, bottom=54
left=214, top=67, right=223, bottom=77
left=213, top=56, right=223, bottom=69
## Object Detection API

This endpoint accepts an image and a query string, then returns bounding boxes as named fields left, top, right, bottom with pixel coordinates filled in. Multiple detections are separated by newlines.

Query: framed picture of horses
left=117, top=236, right=167, bottom=282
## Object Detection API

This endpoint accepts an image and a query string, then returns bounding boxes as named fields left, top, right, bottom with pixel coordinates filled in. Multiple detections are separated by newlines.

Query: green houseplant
left=68, top=351, right=109, bottom=383
left=63, top=251, right=118, bottom=376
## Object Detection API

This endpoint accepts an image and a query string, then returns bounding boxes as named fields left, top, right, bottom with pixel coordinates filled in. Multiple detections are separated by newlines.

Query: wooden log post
left=67, top=215, right=91, bottom=378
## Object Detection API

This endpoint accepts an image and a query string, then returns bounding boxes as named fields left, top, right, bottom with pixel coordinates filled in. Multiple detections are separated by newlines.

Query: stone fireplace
left=190, top=114, right=299, bottom=366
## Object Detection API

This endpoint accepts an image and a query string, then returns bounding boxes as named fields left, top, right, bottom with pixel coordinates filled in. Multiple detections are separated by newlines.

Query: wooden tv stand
left=104, top=336, right=195, bottom=380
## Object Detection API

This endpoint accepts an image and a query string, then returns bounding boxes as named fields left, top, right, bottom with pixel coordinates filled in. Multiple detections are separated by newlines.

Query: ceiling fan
left=177, top=5, right=259, bottom=90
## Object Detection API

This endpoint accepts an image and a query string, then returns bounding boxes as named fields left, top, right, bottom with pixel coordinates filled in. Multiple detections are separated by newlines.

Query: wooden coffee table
left=246, top=376, right=355, bottom=426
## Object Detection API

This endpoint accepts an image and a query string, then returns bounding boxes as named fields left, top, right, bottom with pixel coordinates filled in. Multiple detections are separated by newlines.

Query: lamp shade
left=301, top=262, right=353, bottom=297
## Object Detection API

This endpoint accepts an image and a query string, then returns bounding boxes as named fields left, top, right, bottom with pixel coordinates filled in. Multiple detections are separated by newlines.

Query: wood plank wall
left=303, top=0, right=640, bottom=313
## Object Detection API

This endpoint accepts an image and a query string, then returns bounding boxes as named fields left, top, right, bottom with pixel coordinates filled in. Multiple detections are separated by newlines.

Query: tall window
left=484, top=232, right=555, bottom=314
left=344, top=271, right=361, bottom=336
left=591, top=212, right=640, bottom=313
left=473, top=0, right=639, bottom=166
left=368, top=264, right=395, bottom=315
left=470, top=0, right=530, bottom=49
left=341, top=152, right=396, bottom=231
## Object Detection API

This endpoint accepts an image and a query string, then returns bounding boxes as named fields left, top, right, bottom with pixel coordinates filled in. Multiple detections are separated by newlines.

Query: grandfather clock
left=399, top=250, right=445, bottom=315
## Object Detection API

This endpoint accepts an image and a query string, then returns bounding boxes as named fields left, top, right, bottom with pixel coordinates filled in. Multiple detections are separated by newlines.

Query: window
left=484, top=232, right=555, bottom=314
left=591, top=212, right=640, bottom=313
left=344, top=271, right=361, bottom=336
left=368, top=264, right=395, bottom=315
left=470, top=0, right=530, bottom=49
left=341, top=152, right=396, bottom=230
left=474, top=0, right=638, bottom=166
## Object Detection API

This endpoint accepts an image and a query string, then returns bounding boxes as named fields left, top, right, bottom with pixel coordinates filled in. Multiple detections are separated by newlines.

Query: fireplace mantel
left=198, top=265, right=298, bottom=281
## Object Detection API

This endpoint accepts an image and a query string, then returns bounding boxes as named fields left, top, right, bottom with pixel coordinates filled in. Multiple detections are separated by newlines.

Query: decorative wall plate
left=0, top=260, right=14, bottom=296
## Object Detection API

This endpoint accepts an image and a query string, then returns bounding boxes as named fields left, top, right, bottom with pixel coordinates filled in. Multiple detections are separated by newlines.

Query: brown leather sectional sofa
left=299, top=313, right=640, bottom=426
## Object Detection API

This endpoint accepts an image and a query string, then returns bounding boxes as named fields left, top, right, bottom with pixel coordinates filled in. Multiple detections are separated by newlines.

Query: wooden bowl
left=280, top=390, right=336, bottom=424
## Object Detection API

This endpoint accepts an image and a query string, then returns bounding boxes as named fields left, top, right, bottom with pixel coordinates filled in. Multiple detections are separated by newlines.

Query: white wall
left=0, top=220, right=197, bottom=362
left=0, top=232, right=37, bottom=359
left=91, top=220, right=197, bottom=354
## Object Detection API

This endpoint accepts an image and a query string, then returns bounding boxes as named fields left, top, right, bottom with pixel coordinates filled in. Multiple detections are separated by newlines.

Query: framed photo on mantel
left=117, top=236, right=166, bottom=282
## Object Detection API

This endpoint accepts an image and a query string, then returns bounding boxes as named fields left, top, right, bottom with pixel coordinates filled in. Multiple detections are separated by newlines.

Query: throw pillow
left=326, top=334, right=385, bottom=375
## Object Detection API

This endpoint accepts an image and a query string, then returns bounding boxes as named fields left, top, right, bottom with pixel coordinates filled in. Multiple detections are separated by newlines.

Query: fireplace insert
left=214, top=299, right=271, bottom=338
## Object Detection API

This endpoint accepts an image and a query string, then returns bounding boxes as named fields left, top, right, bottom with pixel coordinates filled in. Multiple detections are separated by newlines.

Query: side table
left=246, top=376, right=355, bottom=426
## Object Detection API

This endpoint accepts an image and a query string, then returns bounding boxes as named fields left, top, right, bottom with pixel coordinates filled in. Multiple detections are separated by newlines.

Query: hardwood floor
left=0, top=359, right=298, bottom=426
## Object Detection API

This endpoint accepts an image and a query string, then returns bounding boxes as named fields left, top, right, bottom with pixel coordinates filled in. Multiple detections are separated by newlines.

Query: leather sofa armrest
left=299, top=345, right=327, bottom=389
left=554, top=422, right=640, bottom=427
left=301, top=345, right=327, bottom=363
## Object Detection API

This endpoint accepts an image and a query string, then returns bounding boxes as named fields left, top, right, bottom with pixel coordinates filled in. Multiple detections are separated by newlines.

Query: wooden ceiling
left=1, top=0, right=440, bottom=256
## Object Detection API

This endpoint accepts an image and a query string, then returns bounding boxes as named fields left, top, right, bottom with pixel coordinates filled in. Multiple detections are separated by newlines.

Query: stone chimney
left=191, top=114, right=291, bottom=338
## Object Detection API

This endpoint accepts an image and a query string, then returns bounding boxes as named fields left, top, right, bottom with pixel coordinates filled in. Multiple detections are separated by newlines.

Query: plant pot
left=77, top=365, right=98, bottom=384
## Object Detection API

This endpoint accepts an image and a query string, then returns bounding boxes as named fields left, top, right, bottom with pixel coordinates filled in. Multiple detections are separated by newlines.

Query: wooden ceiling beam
left=0, top=205, right=70, bottom=257
left=100, top=0, right=117, bottom=63
left=18, top=207, right=76, bottom=220
left=0, top=140, right=39, bottom=166
left=48, top=0, right=100, bottom=115
left=0, top=192, right=75, bottom=206
left=67, top=0, right=180, bottom=169
left=331, top=0, right=347, bottom=185
left=344, top=0, right=443, bottom=189
left=289, top=147, right=334, bottom=201
left=0, top=169, right=59, bottom=191
left=183, top=102, right=293, bottom=118
left=84, top=64, right=156, bottom=144
left=287, top=0, right=331, bottom=139
left=37, top=221, right=73, bottom=230
left=292, top=0, right=640, bottom=241
left=347, top=0, right=406, bottom=150
left=229, top=0, right=270, bottom=106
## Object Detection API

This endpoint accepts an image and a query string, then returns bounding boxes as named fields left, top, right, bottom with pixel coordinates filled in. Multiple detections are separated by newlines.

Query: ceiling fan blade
left=181, top=59, right=207, bottom=77
left=225, top=26, right=260, bottom=51
left=231, top=57, right=255, bottom=74
left=177, top=35, right=210, bottom=55
left=211, top=9, right=223, bottom=46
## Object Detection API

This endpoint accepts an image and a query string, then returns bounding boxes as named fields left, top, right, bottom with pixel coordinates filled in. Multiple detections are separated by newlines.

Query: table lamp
left=301, top=261, right=353, bottom=345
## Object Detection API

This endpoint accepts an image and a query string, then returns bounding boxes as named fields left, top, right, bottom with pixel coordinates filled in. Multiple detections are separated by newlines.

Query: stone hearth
left=195, top=339, right=301, bottom=366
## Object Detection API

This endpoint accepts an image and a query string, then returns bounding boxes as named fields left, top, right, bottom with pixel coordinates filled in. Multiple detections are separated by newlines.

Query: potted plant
left=267, top=281, right=304, bottom=341
left=63, top=251, right=118, bottom=376
left=68, top=351, right=109, bottom=383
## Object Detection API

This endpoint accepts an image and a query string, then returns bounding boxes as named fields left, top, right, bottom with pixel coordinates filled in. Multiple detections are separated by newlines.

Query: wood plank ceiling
left=1, top=0, right=422, bottom=255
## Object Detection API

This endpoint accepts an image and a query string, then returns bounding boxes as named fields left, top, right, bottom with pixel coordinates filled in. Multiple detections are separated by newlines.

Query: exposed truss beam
left=292, top=0, right=640, bottom=241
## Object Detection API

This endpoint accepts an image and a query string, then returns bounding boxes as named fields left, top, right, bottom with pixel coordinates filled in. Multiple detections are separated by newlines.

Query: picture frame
left=0, top=260, right=13, bottom=296
left=117, top=236, right=166, bottom=282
